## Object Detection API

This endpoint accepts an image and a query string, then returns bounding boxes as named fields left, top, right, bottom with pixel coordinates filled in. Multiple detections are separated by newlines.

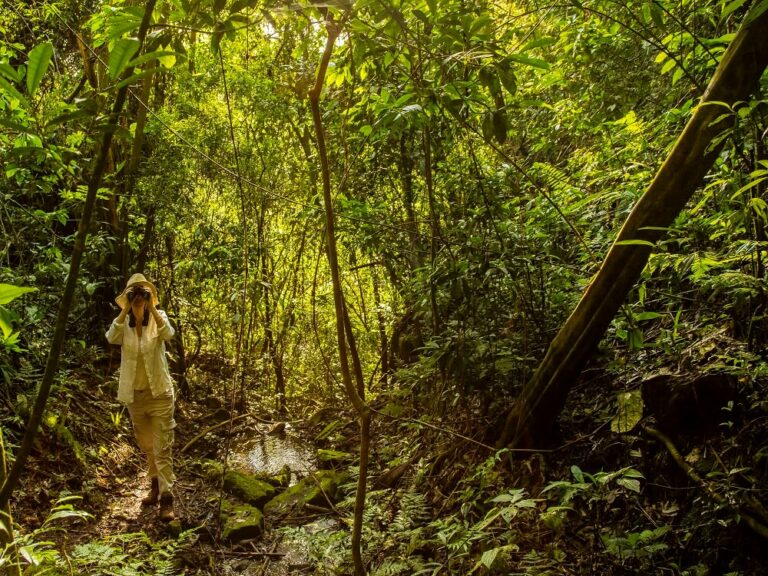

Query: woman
left=106, top=273, right=176, bottom=522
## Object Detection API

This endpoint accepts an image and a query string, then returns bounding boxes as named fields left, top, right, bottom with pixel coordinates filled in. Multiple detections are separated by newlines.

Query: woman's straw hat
left=115, top=273, right=159, bottom=309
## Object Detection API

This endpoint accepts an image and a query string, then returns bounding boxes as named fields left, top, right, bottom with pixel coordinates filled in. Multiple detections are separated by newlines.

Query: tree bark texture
left=499, top=7, right=768, bottom=449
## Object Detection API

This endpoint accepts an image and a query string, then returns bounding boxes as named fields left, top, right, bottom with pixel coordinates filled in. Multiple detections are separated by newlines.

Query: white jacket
left=106, top=310, right=175, bottom=404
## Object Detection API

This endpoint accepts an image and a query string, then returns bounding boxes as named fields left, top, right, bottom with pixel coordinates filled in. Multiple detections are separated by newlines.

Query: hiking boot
left=141, top=477, right=159, bottom=506
left=159, top=493, right=175, bottom=522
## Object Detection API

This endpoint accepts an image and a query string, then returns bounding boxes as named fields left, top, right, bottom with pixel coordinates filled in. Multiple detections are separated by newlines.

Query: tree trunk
left=309, top=15, right=370, bottom=576
left=372, top=267, right=388, bottom=387
left=121, top=66, right=156, bottom=275
left=423, top=127, right=442, bottom=334
left=165, top=234, right=189, bottom=398
left=499, top=6, right=768, bottom=449
left=0, top=0, right=158, bottom=508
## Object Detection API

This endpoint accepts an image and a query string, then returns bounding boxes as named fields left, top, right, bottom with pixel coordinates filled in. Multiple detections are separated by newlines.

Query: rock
left=307, top=406, right=338, bottom=427
left=316, top=449, right=353, bottom=469
left=201, top=459, right=223, bottom=481
left=223, top=470, right=276, bottom=508
left=642, top=372, right=736, bottom=437
left=220, top=499, right=264, bottom=542
left=271, top=464, right=292, bottom=488
left=264, top=470, right=346, bottom=515
left=203, top=396, right=223, bottom=410
left=246, top=467, right=290, bottom=488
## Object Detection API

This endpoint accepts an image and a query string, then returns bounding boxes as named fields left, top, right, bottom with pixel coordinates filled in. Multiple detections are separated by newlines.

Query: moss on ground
left=264, top=470, right=346, bottom=515
left=220, top=499, right=264, bottom=542
left=223, top=469, right=276, bottom=507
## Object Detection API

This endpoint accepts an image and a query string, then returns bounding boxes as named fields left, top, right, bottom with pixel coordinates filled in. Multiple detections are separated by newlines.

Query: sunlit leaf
left=27, top=41, right=53, bottom=96
left=0, top=284, right=37, bottom=305
left=108, top=38, right=140, bottom=80
left=0, top=75, right=28, bottom=105
left=508, top=53, right=549, bottom=70
left=615, top=239, right=655, bottom=247
left=611, top=389, right=643, bottom=433
left=480, top=548, right=500, bottom=569
left=0, top=306, right=14, bottom=338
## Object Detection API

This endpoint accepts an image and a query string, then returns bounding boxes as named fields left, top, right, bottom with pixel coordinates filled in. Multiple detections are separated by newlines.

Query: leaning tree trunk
left=0, top=0, right=158, bottom=508
left=499, top=6, right=768, bottom=449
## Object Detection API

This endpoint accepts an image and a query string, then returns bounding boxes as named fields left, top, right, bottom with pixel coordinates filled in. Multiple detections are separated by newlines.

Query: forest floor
left=6, top=333, right=768, bottom=575
left=6, top=354, right=338, bottom=575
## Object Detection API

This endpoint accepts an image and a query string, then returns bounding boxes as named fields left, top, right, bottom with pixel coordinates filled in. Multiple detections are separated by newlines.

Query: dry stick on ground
left=180, top=413, right=259, bottom=454
left=499, top=6, right=768, bottom=449
left=644, top=426, right=768, bottom=541
left=0, top=0, right=159, bottom=509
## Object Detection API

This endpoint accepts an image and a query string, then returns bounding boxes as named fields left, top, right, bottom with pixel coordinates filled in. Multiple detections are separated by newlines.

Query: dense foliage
left=2, top=0, right=768, bottom=574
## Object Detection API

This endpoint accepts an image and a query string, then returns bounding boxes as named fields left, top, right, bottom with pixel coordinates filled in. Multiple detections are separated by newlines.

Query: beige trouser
left=128, top=389, right=176, bottom=495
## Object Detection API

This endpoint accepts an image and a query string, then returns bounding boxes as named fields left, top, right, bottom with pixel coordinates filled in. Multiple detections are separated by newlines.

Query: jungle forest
left=1, top=0, right=768, bottom=573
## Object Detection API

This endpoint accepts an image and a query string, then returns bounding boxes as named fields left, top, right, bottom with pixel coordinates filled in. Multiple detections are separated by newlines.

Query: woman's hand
left=148, top=300, right=165, bottom=328
left=117, top=299, right=130, bottom=322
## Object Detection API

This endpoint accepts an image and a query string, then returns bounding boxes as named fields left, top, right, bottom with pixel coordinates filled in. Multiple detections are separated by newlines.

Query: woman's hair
left=128, top=306, right=150, bottom=328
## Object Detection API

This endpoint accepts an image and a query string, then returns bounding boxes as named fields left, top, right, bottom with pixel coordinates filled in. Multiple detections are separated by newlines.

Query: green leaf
left=508, top=53, right=550, bottom=70
left=115, top=66, right=160, bottom=89
left=496, top=64, right=517, bottom=96
left=616, top=477, right=641, bottom=493
left=615, top=239, right=655, bottom=247
left=0, top=75, right=28, bottom=105
left=0, top=306, right=13, bottom=338
left=660, top=58, right=676, bottom=74
left=0, top=117, right=29, bottom=131
left=27, top=41, right=53, bottom=96
left=746, top=0, right=768, bottom=23
left=480, top=548, right=500, bottom=569
left=633, top=311, right=663, bottom=321
left=0, top=62, right=20, bottom=82
left=108, top=38, right=141, bottom=80
left=721, top=0, right=748, bottom=19
left=0, top=284, right=37, bottom=306
left=611, top=389, right=643, bottom=433
left=641, top=3, right=652, bottom=25
left=127, top=50, right=180, bottom=69
left=521, top=36, right=557, bottom=50
left=650, top=3, right=665, bottom=27
left=46, top=108, right=95, bottom=127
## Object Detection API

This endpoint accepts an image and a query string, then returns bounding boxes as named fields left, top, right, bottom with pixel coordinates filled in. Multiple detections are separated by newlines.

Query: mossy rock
left=201, top=459, right=224, bottom=481
left=264, top=470, right=346, bottom=515
left=270, top=464, right=292, bottom=488
left=220, top=499, right=264, bottom=542
left=316, top=449, right=353, bottom=469
left=223, top=469, right=276, bottom=507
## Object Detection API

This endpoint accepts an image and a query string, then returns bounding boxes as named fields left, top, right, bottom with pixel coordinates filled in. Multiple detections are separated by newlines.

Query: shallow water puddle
left=229, top=431, right=316, bottom=483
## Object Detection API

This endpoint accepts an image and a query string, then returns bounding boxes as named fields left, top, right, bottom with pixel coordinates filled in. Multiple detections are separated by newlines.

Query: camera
left=127, top=286, right=149, bottom=302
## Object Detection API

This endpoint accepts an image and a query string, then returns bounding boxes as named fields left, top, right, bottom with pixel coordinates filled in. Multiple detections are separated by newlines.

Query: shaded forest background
left=2, top=0, right=768, bottom=574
